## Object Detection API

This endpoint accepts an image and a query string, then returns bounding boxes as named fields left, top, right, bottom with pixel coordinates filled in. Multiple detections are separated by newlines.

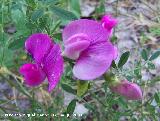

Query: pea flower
left=19, top=33, right=63, bottom=92
left=110, top=80, right=143, bottom=100
left=62, top=15, right=118, bottom=80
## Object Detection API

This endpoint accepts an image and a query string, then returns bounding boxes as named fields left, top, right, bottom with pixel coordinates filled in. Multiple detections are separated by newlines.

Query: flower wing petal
left=19, top=63, right=46, bottom=86
left=43, top=44, right=64, bottom=92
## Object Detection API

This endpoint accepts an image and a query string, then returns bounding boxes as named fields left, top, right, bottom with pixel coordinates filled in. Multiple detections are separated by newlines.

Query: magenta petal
left=101, top=15, right=118, bottom=31
left=73, top=41, right=115, bottom=80
left=43, top=44, right=63, bottom=92
left=63, top=19, right=110, bottom=43
left=111, top=80, right=143, bottom=100
left=25, top=33, right=53, bottom=64
left=19, top=63, right=46, bottom=86
left=64, top=41, right=90, bottom=60
left=64, top=33, right=90, bottom=60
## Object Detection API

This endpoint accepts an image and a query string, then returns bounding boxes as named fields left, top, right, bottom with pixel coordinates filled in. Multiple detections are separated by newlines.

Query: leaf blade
left=31, top=9, right=44, bottom=21
left=141, top=49, right=148, bottom=61
left=149, top=51, right=160, bottom=61
left=50, top=6, right=78, bottom=20
left=67, top=99, right=77, bottom=114
left=61, top=83, right=77, bottom=95
left=118, top=51, right=130, bottom=68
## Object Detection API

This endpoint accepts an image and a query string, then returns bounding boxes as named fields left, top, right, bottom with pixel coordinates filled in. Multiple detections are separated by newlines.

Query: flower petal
left=19, top=63, right=46, bottom=86
left=63, top=19, right=110, bottom=44
left=43, top=44, right=64, bottom=92
left=101, top=15, right=118, bottom=31
left=64, top=33, right=90, bottom=60
left=25, top=33, right=53, bottom=64
left=110, top=80, right=143, bottom=100
left=73, top=41, right=115, bottom=80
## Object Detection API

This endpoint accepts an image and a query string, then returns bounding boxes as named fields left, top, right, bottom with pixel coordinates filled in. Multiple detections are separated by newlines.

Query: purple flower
left=110, top=80, right=143, bottom=100
left=62, top=15, right=118, bottom=80
left=19, top=33, right=63, bottom=92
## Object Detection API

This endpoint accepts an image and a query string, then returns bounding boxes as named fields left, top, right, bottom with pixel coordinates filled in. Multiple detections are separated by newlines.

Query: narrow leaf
left=154, top=92, right=160, bottom=106
left=50, top=6, right=78, bottom=20
left=149, top=51, right=160, bottom=61
left=141, top=49, right=148, bottom=61
left=31, top=9, right=44, bottom=21
left=67, top=99, right=77, bottom=114
left=61, top=83, right=77, bottom=94
left=118, top=51, right=130, bottom=68
left=70, top=0, right=81, bottom=18
left=51, top=20, right=61, bottom=34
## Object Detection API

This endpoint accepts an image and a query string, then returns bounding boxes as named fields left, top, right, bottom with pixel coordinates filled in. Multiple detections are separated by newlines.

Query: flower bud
left=101, top=15, right=118, bottom=32
left=110, top=80, right=142, bottom=100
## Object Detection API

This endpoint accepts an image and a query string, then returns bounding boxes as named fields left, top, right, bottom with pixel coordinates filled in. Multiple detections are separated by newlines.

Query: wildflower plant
left=0, top=0, right=160, bottom=121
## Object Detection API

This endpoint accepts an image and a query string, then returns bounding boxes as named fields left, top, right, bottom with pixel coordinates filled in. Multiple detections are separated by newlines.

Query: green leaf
left=118, top=97, right=128, bottom=108
left=118, top=51, right=130, bottom=68
left=77, top=81, right=89, bottom=97
left=111, top=35, right=118, bottom=43
left=11, top=9, right=25, bottom=26
left=25, top=0, right=36, bottom=8
left=149, top=51, right=160, bottom=61
left=134, top=68, right=142, bottom=79
left=31, top=9, right=44, bottom=21
left=41, top=0, right=59, bottom=4
left=67, top=99, right=77, bottom=114
left=51, top=20, right=61, bottom=34
left=95, top=0, right=105, bottom=15
left=61, top=83, right=77, bottom=94
left=154, top=92, right=160, bottom=106
left=126, top=75, right=133, bottom=81
left=52, top=33, right=62, bottom=42
left=141, top=49, right=148, bottom=61
left=70, top=0, right=81, bottom=18
left=50, top=6, right=78, bottom=20
left=111, top=60, right=117, bottom=68
left=39, top=16, right=48, bottom=28
left=147, top=62, right=155, bottom=70
left=8, top=36, right=26, bottom=50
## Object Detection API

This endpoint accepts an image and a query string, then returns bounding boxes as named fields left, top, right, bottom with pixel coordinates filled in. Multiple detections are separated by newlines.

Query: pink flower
left=62, top=15, right=118, bottom=80
left=110, top=80, right=143, bottom=100
left=19, top=33, right=63, bottom=92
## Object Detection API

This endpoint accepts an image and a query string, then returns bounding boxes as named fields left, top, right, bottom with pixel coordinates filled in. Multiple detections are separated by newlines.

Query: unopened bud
left=110, top=80, right=143, bottom=100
